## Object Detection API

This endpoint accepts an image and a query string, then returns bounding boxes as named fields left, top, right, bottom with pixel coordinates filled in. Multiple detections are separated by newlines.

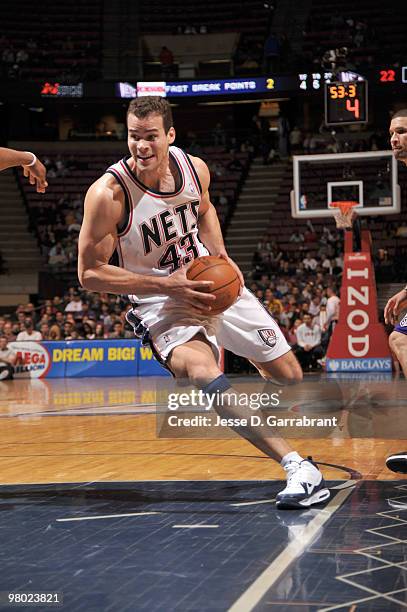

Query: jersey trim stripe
left=120, top=153, right=186, bottom=199
left=106, top=168, right=133, bottom=238
left=117, top=237, right=125, bottom=267
left=181, top=150, right=202, bottom=195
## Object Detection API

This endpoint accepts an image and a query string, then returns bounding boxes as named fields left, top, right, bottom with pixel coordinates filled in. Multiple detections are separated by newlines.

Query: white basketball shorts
left=132, top=287, right=291, bottom=365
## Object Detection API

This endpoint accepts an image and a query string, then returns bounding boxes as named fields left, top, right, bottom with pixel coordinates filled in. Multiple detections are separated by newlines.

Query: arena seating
left=140, top=0, right=267, bottom=37
left=18, top=146, right=250, bottom=267
left=0, top=0, right=102, bottom=80
left=302, top=0, right=407, bottom=68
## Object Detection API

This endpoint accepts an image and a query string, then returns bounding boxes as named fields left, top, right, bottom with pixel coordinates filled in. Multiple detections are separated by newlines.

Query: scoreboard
left=324, top=81, right=368, bottom=126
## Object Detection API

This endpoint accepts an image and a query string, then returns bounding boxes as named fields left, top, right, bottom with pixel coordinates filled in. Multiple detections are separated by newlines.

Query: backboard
left=291, top=151, right=400, bottom=219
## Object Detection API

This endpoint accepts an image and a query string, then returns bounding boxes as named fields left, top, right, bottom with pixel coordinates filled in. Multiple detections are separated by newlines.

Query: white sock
left=281, top=451, right=303, bottom=467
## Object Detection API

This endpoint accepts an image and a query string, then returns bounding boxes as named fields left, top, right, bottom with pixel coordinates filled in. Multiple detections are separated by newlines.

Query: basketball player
left=0, top=147, right=48, bottom=192
left=78, top=97, right=330, bottom=508
left=384, top=109, right=407, bottom=474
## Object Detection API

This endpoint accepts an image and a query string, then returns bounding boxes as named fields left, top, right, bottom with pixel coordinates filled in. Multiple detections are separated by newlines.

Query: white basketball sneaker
left=276, top=457, right=330, bottom=509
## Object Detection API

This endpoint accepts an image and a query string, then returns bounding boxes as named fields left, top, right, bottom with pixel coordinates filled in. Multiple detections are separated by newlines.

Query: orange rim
left=330, top=201, right=358, bottom=215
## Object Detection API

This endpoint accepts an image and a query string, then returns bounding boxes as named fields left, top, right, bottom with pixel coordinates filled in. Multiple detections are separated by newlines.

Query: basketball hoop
left=330, top=201, right=358, bottom=216
left=330, top=201, right=358, bottom=230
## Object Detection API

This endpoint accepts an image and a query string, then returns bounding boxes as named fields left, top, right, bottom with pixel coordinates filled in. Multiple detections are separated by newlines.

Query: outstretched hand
left=22, top=157, right=48, bottom=193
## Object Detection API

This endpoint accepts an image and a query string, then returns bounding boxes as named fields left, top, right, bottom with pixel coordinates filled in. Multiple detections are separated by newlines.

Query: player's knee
left=169, top=349, right=220, bottom=384
left=262, top=362, right=303, bottom=385
left=390, top=331, right=406, bottom=357
left=280, top=366, right=303, bottom=385
left=187, top=363, right=221, bottom=386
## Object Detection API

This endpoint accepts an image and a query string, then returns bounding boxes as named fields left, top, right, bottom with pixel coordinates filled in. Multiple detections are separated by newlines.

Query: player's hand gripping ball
left=186, top=255, right=241, bottom=315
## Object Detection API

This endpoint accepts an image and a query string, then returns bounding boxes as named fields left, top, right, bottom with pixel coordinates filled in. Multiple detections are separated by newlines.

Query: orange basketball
left=186, top=255, right=241, bottom=315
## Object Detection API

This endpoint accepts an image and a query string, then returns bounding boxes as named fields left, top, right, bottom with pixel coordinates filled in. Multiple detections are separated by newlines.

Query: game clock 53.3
left=324, top=81, right=368, bottom=126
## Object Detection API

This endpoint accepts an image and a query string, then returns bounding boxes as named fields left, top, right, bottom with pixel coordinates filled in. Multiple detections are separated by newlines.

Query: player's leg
left=252, top=350, right=330, bottom=507
left=218, top=288, right=330, bottom=507
left=253, top=348, right=303, bottom=384
left=168, top=333, right=296, bottom=463
left=386, top=330, right=407, bottom=473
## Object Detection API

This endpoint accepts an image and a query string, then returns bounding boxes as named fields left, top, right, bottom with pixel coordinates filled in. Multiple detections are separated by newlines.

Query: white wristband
left=24, top=152, right=37, bottom=167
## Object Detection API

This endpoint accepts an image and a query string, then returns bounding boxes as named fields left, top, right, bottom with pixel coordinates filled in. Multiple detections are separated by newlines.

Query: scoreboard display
left=324, top=81, right=368, bottom=126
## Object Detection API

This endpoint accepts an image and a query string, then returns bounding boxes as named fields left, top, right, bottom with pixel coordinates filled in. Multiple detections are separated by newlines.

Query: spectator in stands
left=99, top=303, right=114, bottom=331
left=295, top=313, right=323, bottom=370
left=287, top=318, right=302, bottom=347
left=39, top=323, right=50, bottom=340
left=95, top=323, right=106, bottom=339
left=0, top=336, right=16, bottom=380
left=331, top=251, right=343, bottom=275
left=309, top=296, right=321, bottom=318
left=304, top=221, right=317, bottom=244
left=290, top=230, right=304, bottom=243
left=83, top=321, right=96, bottom=340
left=65, top=292, right=83, bottom=313
left=3, top=321, right=16, bottom=342
left=326, top=286, right=340, bottom=332
left=109, top=322, right=126, bottom=339
left=184, top=24, right=197, bottom=34
left=48, top=243, right=68, bottom=267
left=16, top=319, right=42, bottom=342
left=302, top=252, right=318, bottom=271
left=49, top=325, right=62, bottom=341
left=62, top=321, right=75, bottom=339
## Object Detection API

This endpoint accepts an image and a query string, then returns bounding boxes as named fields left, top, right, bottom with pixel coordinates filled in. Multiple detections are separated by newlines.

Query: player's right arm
left=384, top=287, right=407, bottom=325
left=78, top=176, right=215, bottom=311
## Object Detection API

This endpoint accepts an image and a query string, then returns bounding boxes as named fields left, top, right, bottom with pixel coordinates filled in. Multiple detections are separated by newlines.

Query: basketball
left=186, top=255, right=241, bottom=315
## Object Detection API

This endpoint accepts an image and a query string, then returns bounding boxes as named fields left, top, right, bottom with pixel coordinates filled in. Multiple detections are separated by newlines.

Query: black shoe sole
left=386, top=455, right=407, bottom=474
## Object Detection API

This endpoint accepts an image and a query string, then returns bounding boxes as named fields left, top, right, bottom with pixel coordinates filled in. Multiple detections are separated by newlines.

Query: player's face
left=389, top=117, right=407, bottom=164
left=127, top=112, right=175, bottom=172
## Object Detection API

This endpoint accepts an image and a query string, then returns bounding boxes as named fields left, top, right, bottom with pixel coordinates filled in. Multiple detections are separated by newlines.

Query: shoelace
left=284, top=460, right=301, bottom=484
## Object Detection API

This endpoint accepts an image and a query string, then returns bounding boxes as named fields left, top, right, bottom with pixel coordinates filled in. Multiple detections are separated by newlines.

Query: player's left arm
left=191, top=155, right=244, bottom=289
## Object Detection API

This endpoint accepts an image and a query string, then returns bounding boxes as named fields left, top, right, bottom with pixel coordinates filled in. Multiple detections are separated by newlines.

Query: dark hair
left=127, top=96, right=173, bottom=133
left=392, top=109, right=407, bottom=119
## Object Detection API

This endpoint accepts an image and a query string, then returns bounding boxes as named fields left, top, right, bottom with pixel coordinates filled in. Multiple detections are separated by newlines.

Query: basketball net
left=330, top=201, right=358, bottom=229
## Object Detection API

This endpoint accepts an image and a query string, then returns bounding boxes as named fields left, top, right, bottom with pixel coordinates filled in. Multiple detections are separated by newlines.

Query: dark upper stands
left=0, top=0, right=102, bottom=80
left=302, top=0, right=406, bottom=70
left=140, top=0, right=267, bottom=37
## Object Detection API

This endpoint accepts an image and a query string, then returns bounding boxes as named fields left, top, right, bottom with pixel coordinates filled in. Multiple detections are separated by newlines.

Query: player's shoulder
left=187, top=154, right=210, bottom=191
left=86, top=171, right=124, bottom=201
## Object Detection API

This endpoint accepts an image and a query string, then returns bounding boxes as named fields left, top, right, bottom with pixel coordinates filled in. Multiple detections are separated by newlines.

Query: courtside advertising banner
left=326, top=245, right=392, bottom=372
left=8, top=340, right=171, bottom=378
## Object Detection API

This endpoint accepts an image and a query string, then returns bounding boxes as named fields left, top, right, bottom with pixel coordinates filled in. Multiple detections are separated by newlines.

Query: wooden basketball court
left=1, top=374, right=406, bottom=610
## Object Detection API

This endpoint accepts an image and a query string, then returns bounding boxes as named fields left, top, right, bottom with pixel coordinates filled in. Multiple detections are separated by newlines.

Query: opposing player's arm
left=0, top=147, right=48, bottom=193
left=191, top=155, right=244, bottom=289
left=78, top=175, right=215, bottom=310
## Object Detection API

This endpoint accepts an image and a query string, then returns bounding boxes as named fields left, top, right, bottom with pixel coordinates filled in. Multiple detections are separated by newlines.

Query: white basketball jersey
left=106, top=146, right=209, bottom=305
